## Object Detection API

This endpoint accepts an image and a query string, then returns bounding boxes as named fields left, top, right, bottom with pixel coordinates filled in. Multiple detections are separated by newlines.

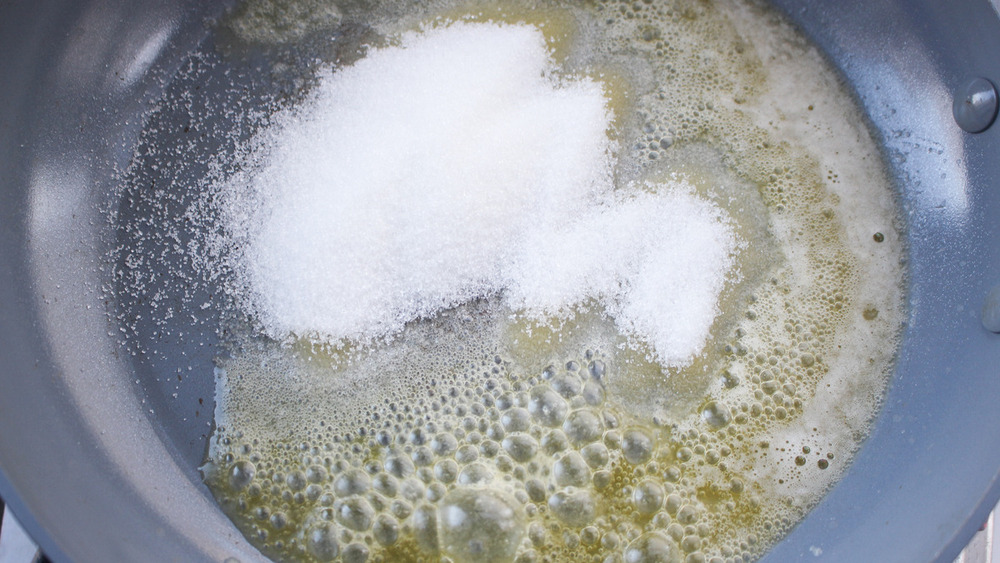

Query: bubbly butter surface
left=194, top=1, right=906, bottom=562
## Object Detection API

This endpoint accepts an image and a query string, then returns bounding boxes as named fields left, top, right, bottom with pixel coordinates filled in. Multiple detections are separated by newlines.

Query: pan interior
left=108, top=1, right=908, bottom=561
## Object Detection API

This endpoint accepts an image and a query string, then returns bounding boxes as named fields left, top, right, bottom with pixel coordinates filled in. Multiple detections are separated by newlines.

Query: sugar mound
left=510, top=190, right=737, bottom=365
left=229, top=22, right=737, bottom=366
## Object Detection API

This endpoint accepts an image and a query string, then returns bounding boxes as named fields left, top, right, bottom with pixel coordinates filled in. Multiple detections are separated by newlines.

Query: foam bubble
left=227, top=21, right=737, bottom=367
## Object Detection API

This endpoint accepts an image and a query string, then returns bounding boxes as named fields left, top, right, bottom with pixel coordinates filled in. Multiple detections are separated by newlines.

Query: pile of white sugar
left=225, top=22, right=738, bottom=367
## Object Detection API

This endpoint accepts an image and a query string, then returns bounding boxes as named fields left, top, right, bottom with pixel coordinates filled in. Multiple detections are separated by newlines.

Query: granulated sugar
left=227, top=21, right=737, bottom=366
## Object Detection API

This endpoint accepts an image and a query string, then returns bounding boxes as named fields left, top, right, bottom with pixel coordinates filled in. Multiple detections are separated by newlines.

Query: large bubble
left=438, top=488, right=526, bottom=563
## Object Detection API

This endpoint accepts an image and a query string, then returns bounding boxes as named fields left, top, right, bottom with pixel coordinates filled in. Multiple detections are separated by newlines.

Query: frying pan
left=1, top=0, right=999, bottom=561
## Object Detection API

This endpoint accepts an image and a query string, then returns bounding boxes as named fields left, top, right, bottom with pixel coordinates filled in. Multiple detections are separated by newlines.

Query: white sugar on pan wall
left=224, top=21, right=738, bottom=367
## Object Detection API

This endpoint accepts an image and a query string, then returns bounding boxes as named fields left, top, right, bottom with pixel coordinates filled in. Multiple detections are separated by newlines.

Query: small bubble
left=305, top=484, right=322, bottom=501
left=335, top=497, right=375, bottom=531
left=228, top=461, right=256, bottom=491
left=285, top=471, right=307, bottom=491
left=542, top=429, right=570, bottom=454
left=384, top=455, right=415, bottom=478
left=480, top=439, right=501, bottom=458
left=581, top=442, right=610, bottom=468
left=412, top=445, right=435, bottom=466
left=334, top=469, right=371, bottom=497
left=582, top=380, right=605, bottom=406
left=700, top=401, right=732, bottom=429
left=624, top=532, right=680, bottom=563
left=458, top=462, right=495, bottom=485
left=502, top=433, right=539, bottom=462
left=548, top=488, right=596, bottom=526
left=372, top=473, right=398, bottom=497
left=563, top=409, right=604, bottom=444
left=525, top=478, right=547, bottom=503
left=306, top=465, right=327, bottom=483
left=666, top=494, right=683, bottom=515
left=400, top=478, right=426, bottom=503
left=593, top=470, right=612, bottom=490
left=553, top=451, right=591, bottom=488
left=721, top=370, right=740, bottom=389
left=435, top=459, right=459, bottom=484
left=633, top=479, right=666, bottom=515
left=307, top=523, right=339, bottom=561
left=373, top=514, right=400, bottom=546
left=681, top=535, right=702, bottom=553
left=677, top=505, right=699, bottom=525
left=431, top=433, right=459, bottom=456
left=550, top=372, right=582, bottom=398
left=622, top=428, right=655, bottom=465
left=456, top=444, right=480, bottom=464
left=413, top=504, right=438, bottom=552
left=501, top=407, right=531, bottom=432
left=390, top=499, right=412, bottom=520
left=529, top=385, right=569, bottom=427
left=342, top=542, right=369, bottom=563
left=439, top=489, right=525, bottom=563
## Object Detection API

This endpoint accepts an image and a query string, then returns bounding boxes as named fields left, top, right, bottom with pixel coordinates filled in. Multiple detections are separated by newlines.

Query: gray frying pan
left=1, top=0, right=999, bottom=561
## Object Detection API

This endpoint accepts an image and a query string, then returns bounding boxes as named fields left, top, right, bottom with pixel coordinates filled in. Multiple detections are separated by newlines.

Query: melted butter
left=200, top=0, right=905, bottom=561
